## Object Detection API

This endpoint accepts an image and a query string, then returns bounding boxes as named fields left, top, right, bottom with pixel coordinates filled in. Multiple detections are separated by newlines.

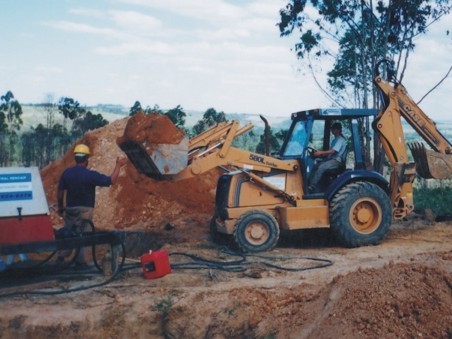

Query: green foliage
left=414, top=186, right=452, bottom=217
left=275, top=129, right=288, bottom=140
left=155, top=294, right=173, bottom=338
left=58, top=97, right=82, bottom=121
left=165, top=104, right=186, bottom=129
left=278, top=1, right=452, bottom=107
left=192, top=108, right=227, bottom=136
left=232, top=130, right=260, bottom=152
left=255, top=127, right=281, bottom=155
left=71, top=111, right=108, bottom=138
left=19, top=122, right=70, bottom=168
left=57, top=97, right=108, bottom=138
left=279, top=1, right=450, bottom=169
left=0, top=94, right=110, bottom=168
left=0, top=91, right=23, bottom=165
left=129, top=101, right=164, bottom=116
left=145, top=104, right=164, bottom=115
left=155, top=294, right=173, bottom=315
left=129, top=101, right=142, bottom=116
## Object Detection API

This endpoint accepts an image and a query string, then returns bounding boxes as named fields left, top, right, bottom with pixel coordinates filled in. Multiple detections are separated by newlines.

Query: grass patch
left=414, top=186, right=452, bottom=217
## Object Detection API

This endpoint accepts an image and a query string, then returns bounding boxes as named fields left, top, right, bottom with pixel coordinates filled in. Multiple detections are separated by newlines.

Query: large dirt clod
left=116, top=111, right=185, bottom=146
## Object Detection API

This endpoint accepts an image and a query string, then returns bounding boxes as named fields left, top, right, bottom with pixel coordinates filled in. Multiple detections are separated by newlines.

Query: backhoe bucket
left=409, top=142, right=452, bottom=179
left=119, top=139, right=188, bottom=179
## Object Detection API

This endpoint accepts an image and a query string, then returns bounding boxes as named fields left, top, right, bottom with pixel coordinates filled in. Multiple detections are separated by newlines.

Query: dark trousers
left=308, top=159, right=342, bottom=191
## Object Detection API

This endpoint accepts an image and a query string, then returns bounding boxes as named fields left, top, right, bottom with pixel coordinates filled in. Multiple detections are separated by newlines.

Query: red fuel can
left=141, top=250, right=171, bottom=279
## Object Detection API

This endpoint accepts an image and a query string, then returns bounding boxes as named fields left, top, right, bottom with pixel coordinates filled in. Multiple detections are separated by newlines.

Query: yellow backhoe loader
left=120, top=59, right=452, bottom=252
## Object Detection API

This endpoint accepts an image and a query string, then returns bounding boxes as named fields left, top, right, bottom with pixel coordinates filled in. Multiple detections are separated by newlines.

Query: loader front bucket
left=119, top=139, right=188, bottom=180
left=409, top=142, right=452, bottom=179
left=117, top=112, right=189, bottom=180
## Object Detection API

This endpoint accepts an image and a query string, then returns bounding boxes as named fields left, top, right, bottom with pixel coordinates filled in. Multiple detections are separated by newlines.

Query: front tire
left=330, top=182, right=392, bottom=247
left=233, top=210, right=280, bottom=253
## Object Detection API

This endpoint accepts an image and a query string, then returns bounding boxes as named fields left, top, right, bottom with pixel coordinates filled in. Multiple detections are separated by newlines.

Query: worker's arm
left=313, top=149, right=335, bottom=157
left=110, top=157, right=128, bottom=184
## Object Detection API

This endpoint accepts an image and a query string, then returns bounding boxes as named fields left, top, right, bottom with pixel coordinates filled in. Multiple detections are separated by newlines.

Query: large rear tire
left=330, top=182, right=392, bottom=247
left=233, top=210, right=280, bottom=253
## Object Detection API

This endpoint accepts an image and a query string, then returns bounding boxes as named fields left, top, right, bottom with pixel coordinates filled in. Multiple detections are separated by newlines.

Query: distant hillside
left=20, top=104, right=291, bottom=131
left=20, top=104, right=128, bottom=131
left=19, top=104, right=452, bottom=138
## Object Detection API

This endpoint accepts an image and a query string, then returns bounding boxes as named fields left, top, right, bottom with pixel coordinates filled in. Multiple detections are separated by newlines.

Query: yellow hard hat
left=74, top=144, right=91, bottom=155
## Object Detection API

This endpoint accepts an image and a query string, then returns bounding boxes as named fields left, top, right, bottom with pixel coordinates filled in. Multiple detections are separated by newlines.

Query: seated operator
left=308, top=122, right=347, bottom=193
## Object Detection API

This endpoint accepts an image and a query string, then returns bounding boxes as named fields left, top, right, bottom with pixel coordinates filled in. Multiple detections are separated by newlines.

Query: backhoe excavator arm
left=373, top=77, right=417, bottom=218
left=373, top=60, right=452, bottom=218
left=374, top=77, right=452, bottom=155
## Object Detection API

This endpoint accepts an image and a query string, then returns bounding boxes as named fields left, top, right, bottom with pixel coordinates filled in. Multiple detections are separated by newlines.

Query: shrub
left=414, top=186, right=452, bottom=217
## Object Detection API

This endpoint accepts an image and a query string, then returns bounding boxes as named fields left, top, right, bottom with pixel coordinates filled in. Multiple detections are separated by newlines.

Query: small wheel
left=233, top=210, right=280, bottom=253
left=91, top=241, right=126, bottom=276
left=79, top=220, right=125, bottom=275
left=330, top=182, right=392, bottom=247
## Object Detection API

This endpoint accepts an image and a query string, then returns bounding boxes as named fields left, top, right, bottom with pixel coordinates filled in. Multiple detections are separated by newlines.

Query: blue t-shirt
left=58, top=165, right=112, bottom=208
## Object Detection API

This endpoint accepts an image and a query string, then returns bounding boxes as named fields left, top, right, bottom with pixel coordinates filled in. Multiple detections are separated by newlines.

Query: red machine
left=0, top=167, right=126, bottom=276
left=0, top=167, right=54, bottom=246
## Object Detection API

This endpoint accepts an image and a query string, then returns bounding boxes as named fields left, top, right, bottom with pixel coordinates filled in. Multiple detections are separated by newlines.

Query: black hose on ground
left=0, top=247, right=333, bottom=298
left=169, top=248, right=333, bottom=272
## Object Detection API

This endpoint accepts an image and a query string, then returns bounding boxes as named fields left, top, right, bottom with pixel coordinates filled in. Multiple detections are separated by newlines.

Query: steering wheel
left=306, top=146, right=317, bottom=157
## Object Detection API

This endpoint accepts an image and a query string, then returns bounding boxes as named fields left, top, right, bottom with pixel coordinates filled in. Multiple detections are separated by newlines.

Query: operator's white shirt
left=327, top=135, right=347, bottom=162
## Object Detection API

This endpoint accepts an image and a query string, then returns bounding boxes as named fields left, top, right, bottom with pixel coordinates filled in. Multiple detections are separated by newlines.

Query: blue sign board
left=0, top=173, right=33, bottom=202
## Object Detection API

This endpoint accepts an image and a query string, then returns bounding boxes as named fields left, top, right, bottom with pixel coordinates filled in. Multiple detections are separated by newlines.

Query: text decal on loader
left=249, top=154, right=264, bottom=164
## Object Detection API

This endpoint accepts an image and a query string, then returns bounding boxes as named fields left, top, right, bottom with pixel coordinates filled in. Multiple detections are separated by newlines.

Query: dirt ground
left=1, top=117, right=451, bottom=338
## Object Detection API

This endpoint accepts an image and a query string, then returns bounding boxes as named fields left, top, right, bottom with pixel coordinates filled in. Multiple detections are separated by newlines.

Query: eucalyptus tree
left=165, top=105, right=187, bottom=130
left=129, top=101, right=143, bottom=116
left=71, top=110, right=108, bottom=139
left=0, top=91, right=23, bottom=165
left=58, top=96, right=109, bottom=140
left=192, top=108, right=227, bottom=136
left=58, top=97, right=82, bottom=128
left=278, top=0, right=451, bottom=166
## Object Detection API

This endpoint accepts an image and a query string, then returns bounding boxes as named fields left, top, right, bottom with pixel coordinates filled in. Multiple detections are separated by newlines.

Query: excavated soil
left=1, top=116, right=451, bottom=338
left=117, top=111, right=185, bottom=146
left=40, top=116, right=219, bottom=234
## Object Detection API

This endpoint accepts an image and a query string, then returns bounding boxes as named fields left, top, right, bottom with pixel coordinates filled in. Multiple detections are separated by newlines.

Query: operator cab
left=279, top=108, right=378, bottom=196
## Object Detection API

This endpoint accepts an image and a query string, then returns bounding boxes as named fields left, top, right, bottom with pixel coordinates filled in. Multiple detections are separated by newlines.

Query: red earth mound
left=41, top=116, right=219, bottom=233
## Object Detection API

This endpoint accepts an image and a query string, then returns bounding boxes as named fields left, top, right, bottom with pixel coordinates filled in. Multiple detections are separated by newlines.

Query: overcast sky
left=1, top=0, right=451, bottom=120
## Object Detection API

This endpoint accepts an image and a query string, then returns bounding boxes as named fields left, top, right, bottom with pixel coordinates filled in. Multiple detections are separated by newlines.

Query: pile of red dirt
left=116, top=111, right=185, bottom=146
left=41, top=116, right=219, bottom=233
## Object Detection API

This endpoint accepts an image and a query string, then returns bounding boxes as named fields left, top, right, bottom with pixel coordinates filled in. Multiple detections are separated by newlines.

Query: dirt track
left=1, top=215, right=451, bottom=339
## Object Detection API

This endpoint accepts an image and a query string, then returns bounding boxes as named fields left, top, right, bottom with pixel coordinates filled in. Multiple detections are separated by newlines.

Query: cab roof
left=291, top=108, right=378, bottom=120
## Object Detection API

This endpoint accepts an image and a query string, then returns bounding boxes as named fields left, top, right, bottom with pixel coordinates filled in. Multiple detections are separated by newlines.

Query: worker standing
left=57, top=144, right=127, bottom=269
left=308, top=122, right=347, bottom=193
